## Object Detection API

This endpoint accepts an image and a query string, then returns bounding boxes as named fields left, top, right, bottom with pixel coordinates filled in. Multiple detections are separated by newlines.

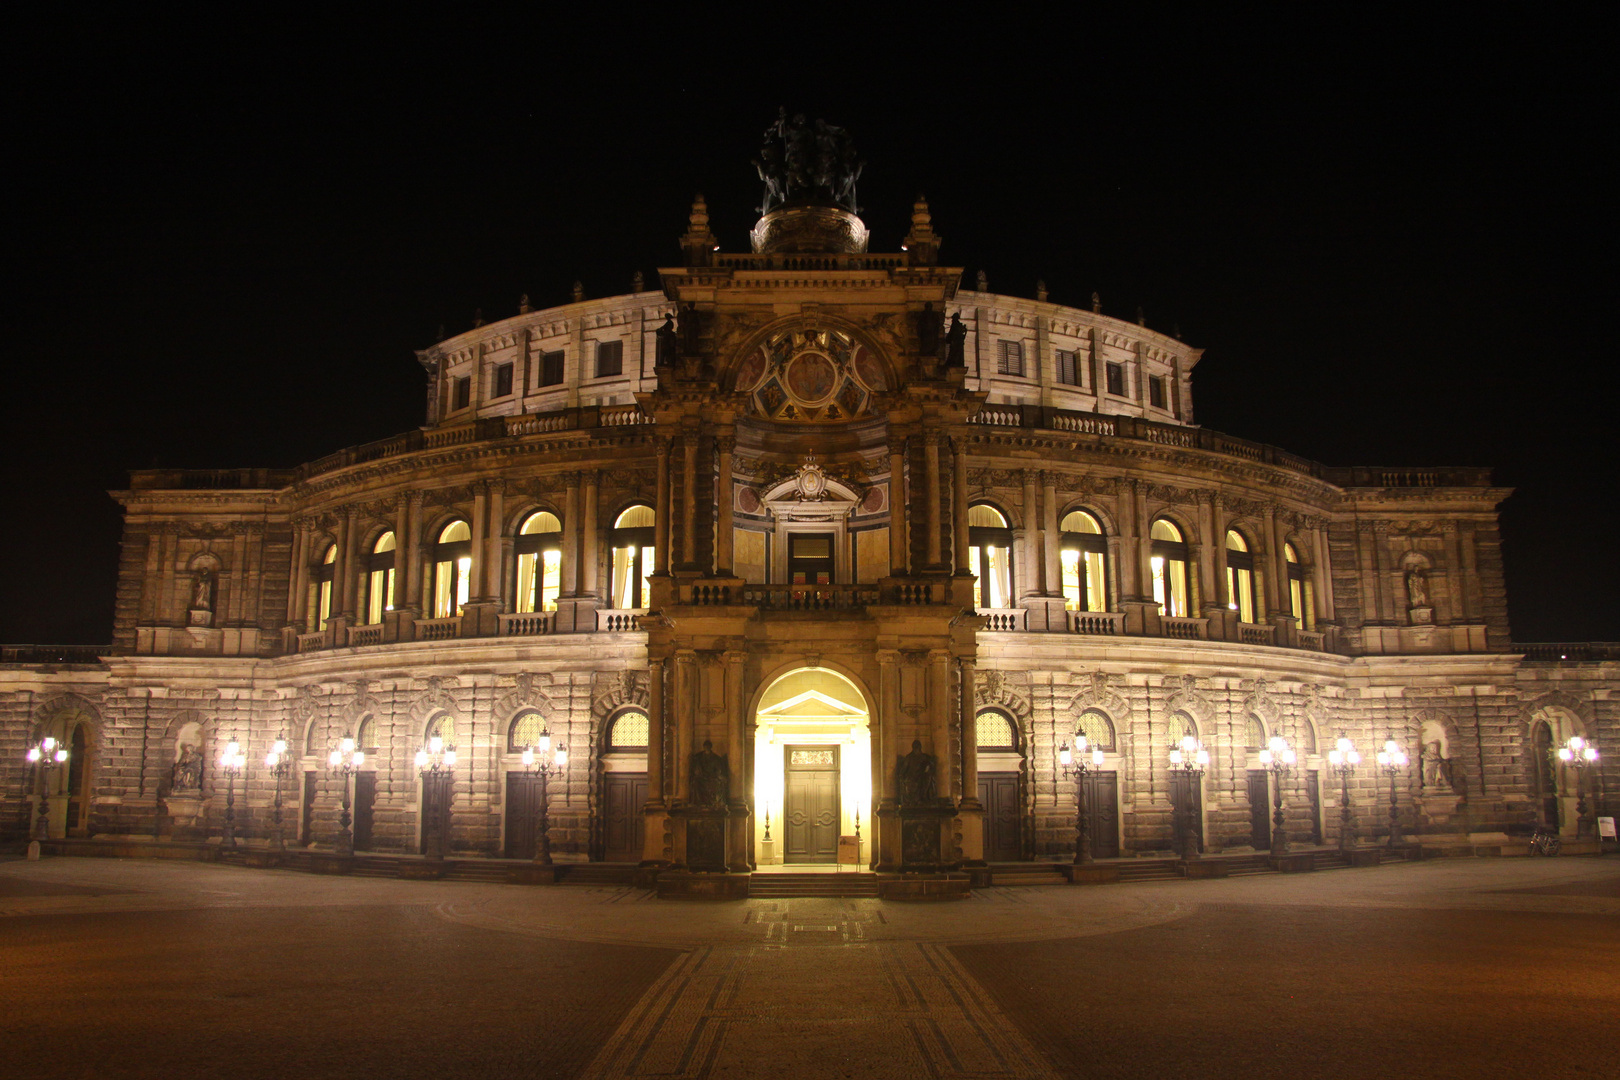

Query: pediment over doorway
left=756, top=689, right=868, bottom=723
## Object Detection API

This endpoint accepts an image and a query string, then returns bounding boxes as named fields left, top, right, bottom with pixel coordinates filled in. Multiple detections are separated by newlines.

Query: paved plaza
left=2, top=856, right=1616, bottom=1079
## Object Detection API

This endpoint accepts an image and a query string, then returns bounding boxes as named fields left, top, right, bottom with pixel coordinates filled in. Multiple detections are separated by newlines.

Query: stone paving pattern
left=2, top=857, right=1616, bottom=1078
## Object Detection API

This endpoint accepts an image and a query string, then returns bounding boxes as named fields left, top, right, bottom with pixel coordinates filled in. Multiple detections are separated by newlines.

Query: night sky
left=6, top=11, right=1613, bottom=645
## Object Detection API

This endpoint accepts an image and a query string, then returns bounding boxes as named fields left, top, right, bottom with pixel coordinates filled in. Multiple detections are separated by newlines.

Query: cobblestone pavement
left=1, top=856, right=1616, bottom=1078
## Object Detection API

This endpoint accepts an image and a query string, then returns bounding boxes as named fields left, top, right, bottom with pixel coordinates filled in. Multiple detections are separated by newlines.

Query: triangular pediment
left=756, top=689, right=866, bottom=721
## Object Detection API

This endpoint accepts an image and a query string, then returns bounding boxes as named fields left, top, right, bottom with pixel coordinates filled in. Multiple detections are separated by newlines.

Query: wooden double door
left=1170, top=772, right=1204, bottom=853
left=978, top=773, right=1023, bottom=861
left=784, top=746, right=840, bottom=863
left=603, top=773, right=648, bottom=862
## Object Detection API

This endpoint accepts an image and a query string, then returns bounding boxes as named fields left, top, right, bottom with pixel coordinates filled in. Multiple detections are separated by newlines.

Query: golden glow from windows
left=615, top=505, right=654, bottom=529
left=1150, top=519, right=1182, bottom=543
left=968, top=504, right=1007, bottom=528
left=1061, top=511, right=1101, bottom=534
left=521, top=512, right=561, bottom=535
left=439, top=520, right=470, bottom=544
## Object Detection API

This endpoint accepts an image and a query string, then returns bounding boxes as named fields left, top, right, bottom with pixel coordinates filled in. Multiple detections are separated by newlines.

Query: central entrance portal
left=753, top=667, right=871, bottom=868
left=784, top=745, right=840, bottom=863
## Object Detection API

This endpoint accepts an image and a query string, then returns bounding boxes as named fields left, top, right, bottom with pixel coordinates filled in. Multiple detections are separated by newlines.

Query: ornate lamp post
left=414, top=735, right=457, bottom=860
left=24, top=735, right=70, bottom=842
left=1059, top=735, right=1106, bottom=864
left=327, top=734, right=365, bottom=856
left=218, top=734, right=247, bottom=848
left=1557, top=736, right=1600, bottom=837
left=1167, top=735, right=1209, bottom=861
left=520, top=728, right=568, bottom=864
left=1376, top=736, right=1409, bottom=849
left=1258, top=735, right=1298, bottom=854
left=264, top=735, right=291, bottom=852
left=1327, top=736, right=1362, bottom=853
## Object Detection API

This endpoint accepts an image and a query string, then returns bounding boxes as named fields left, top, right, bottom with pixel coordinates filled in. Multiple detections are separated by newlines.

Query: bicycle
left=1530, top=828, right=1562, bottom=856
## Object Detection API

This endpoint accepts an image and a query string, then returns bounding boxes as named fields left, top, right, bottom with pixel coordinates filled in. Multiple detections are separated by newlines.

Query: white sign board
left=1599, top=816, right=1616, bottom=840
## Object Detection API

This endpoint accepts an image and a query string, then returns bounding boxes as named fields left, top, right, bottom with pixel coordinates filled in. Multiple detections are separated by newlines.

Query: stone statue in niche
left=171, top=743, right=203, bottom=791
left=1421, top=740, right=1451, bottom=789
left=689, top=740, right=729, bottom=810
left=192, top=570, right=214, bottom=611
left=916, top=301, right=940, bottom=357
left=896, top=739, right=937, bottom=806
left=1406, top=566, right=1429, bottom=608
left=655, top=314, right=678, bottom=367
left=944, top=313, right=967, bottom=368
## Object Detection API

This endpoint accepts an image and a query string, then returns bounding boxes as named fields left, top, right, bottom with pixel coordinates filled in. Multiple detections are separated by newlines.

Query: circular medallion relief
left=853, top=346, right=887, bottom=391
left=737, top=487, right=760, bottom=513
left=784, top=352, right=838, bottom=405
left=862, top=486, right=885, bottom=513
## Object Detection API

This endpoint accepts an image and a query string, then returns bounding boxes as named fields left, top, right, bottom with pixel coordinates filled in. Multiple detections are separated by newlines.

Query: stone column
left=655, top=438, right=672, bottom=576
left=337, top=507, right=358, bottom=620
left=952, top=435, right=970, bottom=575
left=681, top=431, right=698, bottom=568
left=485, top=480, right=504, bottom=603
left=673, top=651, right=695, bottom=803
left=582, top=471, right=600, bottom=597
left=716, top=435, right=735, bottom=575
left=888, top=438, right=907, bottom=575
left=875, top=649, right=901, bottom=872
left=724, top=649, right=749, bottom=872
left=924, top=434, right=943, bottom=568
left=1312, top=524, right=1336, bottom=623
left=287, top=520, right=310, bottom=627
left=391, top=497, right=410, bottom=609
left=561, top=473, right=580, bottom=597
left=930, top=649, right=953, bottom=799
left=1022, top=471, right=1042, bottom=597
left=642, top=657, right=669, bottom=865
left=469, top=484, right=488, bottom=599
left=405, top=491, right=425, bottom=613
left=958, top=657, right=985, bottom=866
left=1043, top=471, right=1060, bottom=595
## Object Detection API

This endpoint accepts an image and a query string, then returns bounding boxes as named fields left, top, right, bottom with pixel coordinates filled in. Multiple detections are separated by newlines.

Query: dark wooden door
left=1085, top=771, right=1120, bottom=859
left=421, top=773, right=454, bottom=855
left=1170, top=772, right=1204, bottom=854
left=300, top=773, right=317, bottom=846
left=352, top=772, right=377, bottom=851
left=604, top=773, right=648, bottom=862
left=1248, top=770, right=1272, bottom=850
left=978, top=772, right=1022, bottom=861
left=505, top=773, right=544, bottom=859
left=784, top=745, right=839, bottom=863
left=67, top=725, right=88, bottom=834
left=1305, top=771, right=1323, bottom=845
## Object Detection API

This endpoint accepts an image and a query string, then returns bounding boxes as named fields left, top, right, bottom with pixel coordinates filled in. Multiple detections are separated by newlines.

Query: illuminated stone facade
left=2, top=172, right=1615, bottom=874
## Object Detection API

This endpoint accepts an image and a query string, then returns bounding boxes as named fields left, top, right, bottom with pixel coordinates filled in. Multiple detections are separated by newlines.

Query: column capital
left=655, top=436, right=673, bottom=458
left=876, top=649, right=901, bottom=667
left=715, top=434, right=736, bottom=455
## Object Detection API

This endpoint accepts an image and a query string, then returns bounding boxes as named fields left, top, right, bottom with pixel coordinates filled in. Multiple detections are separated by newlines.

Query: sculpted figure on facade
left=171, top=743, right=203, bottom=791
left=689, top=740, right=728, bottom=810
left=897, top=740, right=937, bottom=806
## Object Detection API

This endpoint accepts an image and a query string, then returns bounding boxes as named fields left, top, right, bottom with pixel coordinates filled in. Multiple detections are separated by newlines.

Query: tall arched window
left=968, top=504, right=1013, bottom=609
left=1077, top=708, right=1116, bottom=752
left=355, top=716, right=377, bottom=754
left=1531, top=719, right=1558, bottom=826
left=1285, top=543, right=1308, bottom=625
left=975, top=709, right=1018, bottom=750
left=365, top=532, right=396, bottom=625
left=431, top=521, right=472, bottom=619
left=610, top=505, right=655, bottom=609
left=1168, top=711, right=1198, bottom=745
left=508, top=709, right=547, bottom=752
left=1060, top=510, right=1108, bottom=612
left=1226, top=530, right=1257, bottom=624
left=1150, top=519, right=1189, bottom=618
left=1244, top=715, right=1267, bottom=750
left=313, top=543, right=337, bottom=630
left=515, top=511, right=562, bottom=614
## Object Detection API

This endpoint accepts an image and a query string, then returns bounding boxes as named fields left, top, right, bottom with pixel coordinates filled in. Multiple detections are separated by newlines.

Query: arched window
left=355, top=716, right=377, bottom=754
left=304, top=719, right=321, bottom=756
left=313, top=544, right=337, bottom=630
left=1060, top=510, right=1108, bottom=612
left=365, top=532, right=396, bottom=626
left=1244, top=716, right=1267, bottom=750
left=1298, top=718, right=1318, bottom=755
left=1150, top=519, right=1189, bottom=618
left=968, top=504, right=1013, bottom=609
left=515, top=511, right=563, bottom=614
left=425, top=713, right=457, bottom=748
left=1531, top=719, right=1558, bottom=825
left=1076, top=708, right=1116, bottom=752
left=607, top=709, right=650, bottom=752
left=1168, top=711, right=1198, bottom=745
left=975, top=709, right=1018, bottom=751
left=1226, top=530, right=1257, bottom=624
left=431, top=521, right=472, bottom=619
left=610, top=505, right=655, bottom=609
left=508, top=710, right=547, bottom=752
left=1285, top=543, right=1308, bottom=626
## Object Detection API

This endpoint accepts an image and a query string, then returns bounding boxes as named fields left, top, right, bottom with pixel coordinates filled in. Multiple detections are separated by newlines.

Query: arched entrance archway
left=753, top=668, right=871, bottom=867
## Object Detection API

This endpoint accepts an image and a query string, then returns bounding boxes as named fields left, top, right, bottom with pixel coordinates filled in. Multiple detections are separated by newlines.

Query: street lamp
left=414, top=735, right=457, bottom=860
left=520, top=727, right=568, bottom=865
left=1327, top=736, right=1362, bottom=853
left=1059, top=735, right=1106, bottom=864
left=328, top=734, right=365, bottom=856
left=1257, top=735, right=1298, bottom=854
left=218, top=734, right=247, bottom=848
left=1375, top=735, right=1409, bottom=849
left=1167, top=735, right=1209, bottom=861
left=1557, top=736, right=1600, bottom=837
left=264, top=734, right=291, bottom=851
left=24, top=735, right=70, bottom=842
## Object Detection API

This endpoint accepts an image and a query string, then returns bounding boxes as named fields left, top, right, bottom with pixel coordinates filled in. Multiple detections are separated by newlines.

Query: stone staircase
left=748, top=871, right=880, bottom=898
left=557, top=863, right=640, bottom=886
left=988, top=862, right=1070, bottom=886
left=1114, top=859, right=1182, bottom=883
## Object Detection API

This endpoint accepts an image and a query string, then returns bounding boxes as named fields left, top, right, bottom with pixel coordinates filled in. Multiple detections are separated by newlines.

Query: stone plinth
left=308, top=853, right=355, bottom=875
left=876, top=873, right=972, bottom=900
left=1058, top=864, right=1121, bottom=885
left=655, top=871, right=750, bottom=900
left=1178, top=860, right=1229, bottom=879
left=507, top=865, right=561, bottom=885
left=397, top=859, right=446, bottom=880
left=1268, top=853, right=1316, bottom=873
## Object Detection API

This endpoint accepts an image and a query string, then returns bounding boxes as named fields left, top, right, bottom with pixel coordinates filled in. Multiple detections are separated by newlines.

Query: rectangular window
left=1149, top=375, right=1165, bottom=409
left=493, top=362, right=514, bottom=398
left=1105, top=362, right=1125, bottom=396
left=1056, top=349, right=1081, bottom=386
left=595, top=340, right=623, bottom=378
left=453, top=376, right=471, bottom=411
left=997, top=340, right=1025, bottom=377
left=539, top=350, right=564, bottom=387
